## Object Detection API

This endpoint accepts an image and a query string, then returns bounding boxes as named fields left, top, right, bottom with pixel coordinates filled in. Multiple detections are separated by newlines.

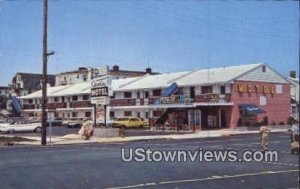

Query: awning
left=239, top=104, right=265, bottom=114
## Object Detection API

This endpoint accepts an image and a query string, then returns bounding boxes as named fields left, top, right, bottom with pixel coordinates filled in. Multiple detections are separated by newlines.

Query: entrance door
left=188, top=110, right=201, bottom=130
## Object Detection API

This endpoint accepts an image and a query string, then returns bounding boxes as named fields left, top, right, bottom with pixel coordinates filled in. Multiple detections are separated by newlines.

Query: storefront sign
left=238, top=83, right=275, bottom=94
left=91, top=87, right=109, bottom=97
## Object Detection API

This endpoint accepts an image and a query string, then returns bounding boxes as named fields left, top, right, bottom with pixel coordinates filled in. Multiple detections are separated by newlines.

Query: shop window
left=153, top=89, right=161, bottom=97
left=83, top=95, right=90, bottom=101
left=124, top=111, right=132, bottom=117
left=124, top=92, right=132, bottom=98
left=110, top=111, right=115, bottom=118
left=220, top=86, right=226, bottom=94
left=72, top=96, right=78, bottom=101
left=85, top=112, right=91, bottom=118
left=201, top=86, right=213, bottom=94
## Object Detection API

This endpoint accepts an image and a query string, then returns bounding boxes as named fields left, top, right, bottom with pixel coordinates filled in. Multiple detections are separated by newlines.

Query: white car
left=0, top=122, right=42, bottom=134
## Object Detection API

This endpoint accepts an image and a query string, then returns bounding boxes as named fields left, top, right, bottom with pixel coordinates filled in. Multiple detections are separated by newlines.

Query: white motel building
left=20, top=63, right=292, bottom=130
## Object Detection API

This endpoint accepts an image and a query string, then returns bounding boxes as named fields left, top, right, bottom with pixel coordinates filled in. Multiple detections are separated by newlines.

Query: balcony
left=149, top=95, right=193, bottom=105
left=23, top=104, right=36, bottom=109
left=70, top=101, right=92, bottom=108
left=110, top=99, right=136, bottom=106
left=47, top=102, right=67, bottom=109
left=195, top=94, right=231, bottom=103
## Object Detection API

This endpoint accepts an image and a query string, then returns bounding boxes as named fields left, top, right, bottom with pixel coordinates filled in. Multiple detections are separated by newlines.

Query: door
left=221, top=109, right=226, bottom=128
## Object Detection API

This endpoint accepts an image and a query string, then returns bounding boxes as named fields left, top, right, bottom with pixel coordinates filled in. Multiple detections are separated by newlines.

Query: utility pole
left=41, top=0, right=48, bottom=145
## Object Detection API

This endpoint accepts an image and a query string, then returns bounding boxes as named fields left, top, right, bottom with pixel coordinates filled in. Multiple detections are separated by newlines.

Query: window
left=124, top=111, right=132, bottom=117
left=124, top=92, right=132, bottom=98
left=153, top=89, right=161, bottom=96
left=145, top=112, right=149, bottom=119
left=260, top=96, right=267, bottom=106
left=85, top=112, right=91, bottom=118
left=83, top=95, right=90, bottom=101
left=137, top=112, right=140, bottom=118
left=137, top=92, right=140, bottom=99
left=220, top=86, right=226, bottom=94
left=201, top=86, right=213, bottom=94
left=110, top=111, right=115, bottom=118
left=276, top=85, right=283, bottom=94
left=72, top=112, right=78, bottom=117
left=111, top=92, right=115, bottom=99
left=153, top=110, right=162, bottom=117
left=28, top=99, right=33, bottom=104
left=262, top=65, right=266, bottom=72
left=72, top=96, right=78, bottom=101
left=54, top=97, right=59, bottom=102
left=145, top=91, right=149, bottom=98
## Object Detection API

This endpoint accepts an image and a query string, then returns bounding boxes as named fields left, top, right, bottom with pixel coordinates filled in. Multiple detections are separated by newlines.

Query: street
left=0, top=132, right=299, bottom=189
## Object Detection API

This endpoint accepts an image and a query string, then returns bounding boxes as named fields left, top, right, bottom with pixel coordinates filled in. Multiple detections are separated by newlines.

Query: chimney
left=290, top=71, right=296, bottom=78
left=112, top=65, right=119, bottom=72
left=145, top=67, right=152, bottom=74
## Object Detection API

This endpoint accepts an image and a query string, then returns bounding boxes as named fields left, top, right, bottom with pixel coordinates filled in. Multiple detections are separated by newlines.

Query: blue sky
left=0, top=0, right=298, bottom=86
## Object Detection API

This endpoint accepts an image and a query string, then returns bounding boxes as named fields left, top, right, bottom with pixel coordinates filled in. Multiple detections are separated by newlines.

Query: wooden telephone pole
left=41, top=0, right=48, bottom=145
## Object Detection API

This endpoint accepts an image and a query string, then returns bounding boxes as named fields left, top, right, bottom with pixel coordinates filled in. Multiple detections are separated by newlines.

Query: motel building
left=20, top=63, right=291, bottom=130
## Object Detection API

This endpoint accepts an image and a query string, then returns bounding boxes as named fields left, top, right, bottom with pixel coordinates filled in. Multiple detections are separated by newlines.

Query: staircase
left=154, top=108, right=173, bottom=125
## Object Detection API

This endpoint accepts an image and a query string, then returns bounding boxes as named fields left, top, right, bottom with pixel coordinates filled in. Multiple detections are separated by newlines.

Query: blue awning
left=239, top=104, right=265, bottom=114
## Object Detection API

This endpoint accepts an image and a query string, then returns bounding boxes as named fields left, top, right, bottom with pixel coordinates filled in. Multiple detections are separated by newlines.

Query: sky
left=0, top=0, right=299, bottom=86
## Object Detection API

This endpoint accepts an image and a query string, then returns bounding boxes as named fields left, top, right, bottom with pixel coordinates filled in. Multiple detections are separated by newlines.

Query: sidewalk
left=13, top=125, right=289, bottom=146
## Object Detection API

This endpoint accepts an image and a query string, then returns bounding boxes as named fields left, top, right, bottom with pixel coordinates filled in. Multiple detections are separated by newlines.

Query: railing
left=195, top=94, right=231, bottom=103
left=149, top=95, right=193, bottom=105
left=70, top=101, right=92, bottom=108
left=110, top=99, right=136, bottom=106
left=47, top=102, right=67, bottom=109
left=23, top=104, right=36, bottom=109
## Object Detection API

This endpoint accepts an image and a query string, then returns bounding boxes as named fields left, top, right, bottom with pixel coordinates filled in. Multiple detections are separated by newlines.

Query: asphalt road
left=0, top=132, right=299, bottom=189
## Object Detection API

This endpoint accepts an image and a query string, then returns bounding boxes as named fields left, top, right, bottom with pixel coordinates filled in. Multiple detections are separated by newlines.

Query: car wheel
left=35, top=127, right=42, bottom=133
left=8, top=130, right=15, bottom=134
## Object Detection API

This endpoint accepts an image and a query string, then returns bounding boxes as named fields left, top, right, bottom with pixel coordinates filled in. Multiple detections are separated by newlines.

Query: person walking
left=260, top=126, right=271, bottom=152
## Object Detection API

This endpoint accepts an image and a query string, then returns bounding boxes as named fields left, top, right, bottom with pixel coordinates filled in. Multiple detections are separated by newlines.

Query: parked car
left=0, top=122, right=42, bottom=133
left=46, top=117, right=64, bottom=126
left=112, top=118, right=144, bottom=128
left=63, top=118, right=84, bottom=128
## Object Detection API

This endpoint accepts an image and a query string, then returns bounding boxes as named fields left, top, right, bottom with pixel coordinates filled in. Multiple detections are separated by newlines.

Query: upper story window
left=124, top=92, right=132, bottom=98
left=220, top=86, right=226, bottom=94
left=137, top=92, right=140, bottom=99
left=201, top=86, right=213, bottom=94
left=54, top=97, right=59, bottom=102
left=72, top=96, right=78, bottom=101
left=28, top=99, right=33, bottom=104
left=262, top=65, right=266, bottom=72
left=145, top=91, right=149, bottom=98
left=153, top=89, right=161, bottom=97
left=82, top=95, right=90, bottom=101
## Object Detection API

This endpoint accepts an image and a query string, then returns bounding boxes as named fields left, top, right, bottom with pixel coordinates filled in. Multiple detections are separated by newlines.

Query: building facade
left=21, top=63, right=291, bottom=130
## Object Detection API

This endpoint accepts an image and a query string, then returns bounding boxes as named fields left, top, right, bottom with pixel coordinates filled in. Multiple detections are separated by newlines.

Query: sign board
left=94, top=65, right=109, bottom=78
left=91, top=76, right=112, bottom=105
left=96, top=106, right=105, bottom=123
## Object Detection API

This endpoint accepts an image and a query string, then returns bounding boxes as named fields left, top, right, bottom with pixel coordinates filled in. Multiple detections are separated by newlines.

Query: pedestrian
left=80, top=118, right=93, bottom=140
left=260, top=126, right=271, bottom=152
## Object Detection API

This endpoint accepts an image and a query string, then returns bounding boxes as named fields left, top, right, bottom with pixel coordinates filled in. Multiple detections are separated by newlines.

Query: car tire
left=8, top=130, right=15, bottom=134
left=35, top=127, right=42, bottom=133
